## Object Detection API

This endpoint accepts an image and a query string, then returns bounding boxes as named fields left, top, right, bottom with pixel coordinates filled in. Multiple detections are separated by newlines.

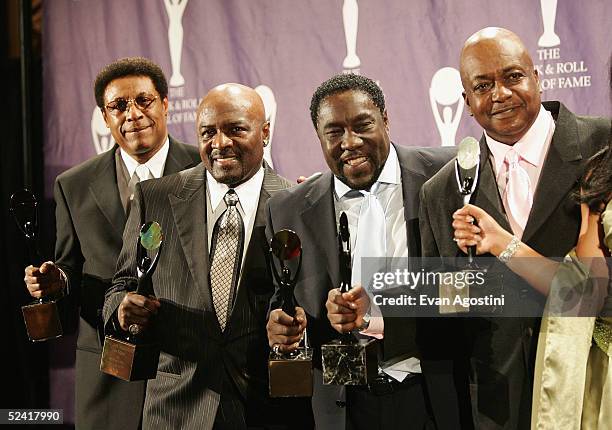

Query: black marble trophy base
left=321, top=338, right=378, bottom=385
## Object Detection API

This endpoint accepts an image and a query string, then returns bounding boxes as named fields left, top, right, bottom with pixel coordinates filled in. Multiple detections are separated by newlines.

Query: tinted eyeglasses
left=105, top=94, right=159, bottom=116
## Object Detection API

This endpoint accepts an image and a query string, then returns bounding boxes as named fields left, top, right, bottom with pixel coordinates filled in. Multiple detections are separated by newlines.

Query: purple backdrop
left=42, top=0, right=612, bottom=423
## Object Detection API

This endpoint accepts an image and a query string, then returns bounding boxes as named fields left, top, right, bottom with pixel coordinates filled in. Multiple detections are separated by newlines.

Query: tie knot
left=135, top=164, right=150, bottom=181
left=224, top=189, right=239, bottom=207
left=505, top=149, right=520, bottom=166
left=361, top=181, right=381, bottom=198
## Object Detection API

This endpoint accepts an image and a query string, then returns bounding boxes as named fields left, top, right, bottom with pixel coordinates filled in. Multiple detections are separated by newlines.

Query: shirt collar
left=334, top=144, right=400, bottom=198
left=206, top=165, right=265, bottom=214
left=120, top=137, right=170, bottom=179
left=485, top=105, right=555, bottom=172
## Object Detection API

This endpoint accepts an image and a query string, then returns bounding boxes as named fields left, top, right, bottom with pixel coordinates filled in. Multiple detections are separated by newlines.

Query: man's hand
left=117, top=292, right=161, bottom=333
left=326, top=285, right=370, bottom=333
left=24, top=261, right=65, bottom=299
left=452, top=204, right=513, bottom=256
left=266, top=307, right=307, bottom=354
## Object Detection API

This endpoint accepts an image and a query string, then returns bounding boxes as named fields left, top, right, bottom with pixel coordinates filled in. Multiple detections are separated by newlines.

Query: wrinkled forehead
left=461, top=37, right=533, bottom=81
left=318, top=90, right=379, bottom=122
left=198, top=97, right=261, bottom=126
left=104, top=75, right=156, bottom=101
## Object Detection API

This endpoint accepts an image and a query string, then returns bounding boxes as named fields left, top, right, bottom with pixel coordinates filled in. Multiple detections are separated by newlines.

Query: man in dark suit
left=103, top=83, right=313, bottom=429
left=266, top=73, right=456, bottom=429
left=23, top=57, right=200, bottom=429
left=419, top=28, right=610, bottom=429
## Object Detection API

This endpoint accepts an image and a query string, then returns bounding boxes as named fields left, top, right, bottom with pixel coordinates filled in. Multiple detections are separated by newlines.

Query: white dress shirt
left=205, top=166, right=265, bottom=278
left=120, top=137, right=170, bottom=179
left=333, top=145, right=421, bottom=378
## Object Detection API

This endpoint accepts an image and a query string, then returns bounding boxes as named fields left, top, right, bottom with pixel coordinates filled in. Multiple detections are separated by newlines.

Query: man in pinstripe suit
left=104, top=83, right=313, bottom=429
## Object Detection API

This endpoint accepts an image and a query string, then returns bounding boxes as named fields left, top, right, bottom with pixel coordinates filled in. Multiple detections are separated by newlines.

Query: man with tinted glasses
left=23, top=57, right=199, bottom=429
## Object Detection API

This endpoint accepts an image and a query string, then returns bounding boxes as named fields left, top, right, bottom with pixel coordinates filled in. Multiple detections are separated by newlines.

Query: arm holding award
left=266, top=229, right=314, bottom=397
left=100, top=220, right=163, bottom=381
left=14, top=189, right=63, bottom=341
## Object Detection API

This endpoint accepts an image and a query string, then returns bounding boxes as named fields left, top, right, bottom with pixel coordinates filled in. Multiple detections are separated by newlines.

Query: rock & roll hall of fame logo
left=91, top=107, right=114, bottom=155
left=342, top=0, right=360, bottom=74
left=164, top=0, right=189, bottom=88
left=429, top=67, right=464, bottom=147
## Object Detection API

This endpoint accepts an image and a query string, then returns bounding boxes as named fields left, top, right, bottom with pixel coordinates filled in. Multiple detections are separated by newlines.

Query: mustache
left=339, top=151, right=367, bottom=163
left=210, top=148, right=239, bottom=159
left=122, top=123, right=151, bottom=133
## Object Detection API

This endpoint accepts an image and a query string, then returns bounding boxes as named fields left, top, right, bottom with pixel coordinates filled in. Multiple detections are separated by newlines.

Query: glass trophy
left=10, top=189, right=63, bottom=341
left=321, top=212, right=378, bottom=385
left=267, top=229, right=313, bottom=397
left=100, top=222, right=163, bottom=381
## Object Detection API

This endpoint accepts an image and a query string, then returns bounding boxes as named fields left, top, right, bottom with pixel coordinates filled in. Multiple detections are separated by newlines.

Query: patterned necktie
left=209, top=189, right=244, bottom=331
left=503, top=149, right=533, bottom=238
left=351, top=182, right=386, bottom=289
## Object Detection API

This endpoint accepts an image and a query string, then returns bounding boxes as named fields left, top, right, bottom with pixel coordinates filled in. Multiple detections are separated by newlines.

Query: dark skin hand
left=24, top=261, right=65, bottom=299
left=326, top=285, right=369, bottom=333
left=118, top=292, right=161, bottom=332
left=266, top=307, right=307, bottom=354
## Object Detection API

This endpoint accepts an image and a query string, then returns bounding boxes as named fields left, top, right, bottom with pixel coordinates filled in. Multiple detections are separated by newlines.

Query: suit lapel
left=168, top=164, right=215, bottom=317
left=164, top=136, right=199, bottom=175
left=300, top=173, right=340, bottom=291
left=522, top=105, right=583, bottom=242
left=89, top=147, right=126, bottom=238
left=225, top=166, right=286, bottom=338
left=396, top=145, right=428, bottom=258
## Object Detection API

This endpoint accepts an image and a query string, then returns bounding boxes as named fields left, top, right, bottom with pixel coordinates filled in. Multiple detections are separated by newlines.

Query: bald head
left=198, top=83, right=266, bottom=123
left=197, top=83, right=269, bottom=186
left=459, top=27, right=541, bottom=145
left=460, top=27, right=534, bottom=84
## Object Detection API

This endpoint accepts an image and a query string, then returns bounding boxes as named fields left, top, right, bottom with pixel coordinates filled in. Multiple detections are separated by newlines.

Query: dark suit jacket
left=103, top=163, right=312, bottom=429
left=419, top=101, right=611, bottom=430
left=266, top=144, right=456, bottom=422
left=54, top=137, right=199, bottom=429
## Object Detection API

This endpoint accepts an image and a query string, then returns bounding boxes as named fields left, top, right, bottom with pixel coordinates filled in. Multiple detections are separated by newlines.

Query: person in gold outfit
left=452, top=64, right=612, bottom=430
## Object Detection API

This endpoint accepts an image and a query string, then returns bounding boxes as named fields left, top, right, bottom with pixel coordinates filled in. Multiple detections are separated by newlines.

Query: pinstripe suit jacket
left=104, top=162, right=304, bottom=429
left=54, top=137, right=199, bottom=430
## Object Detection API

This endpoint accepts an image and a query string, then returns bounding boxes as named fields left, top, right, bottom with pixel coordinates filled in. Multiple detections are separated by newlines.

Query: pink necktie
left=503, top=149, right=533, bottom=237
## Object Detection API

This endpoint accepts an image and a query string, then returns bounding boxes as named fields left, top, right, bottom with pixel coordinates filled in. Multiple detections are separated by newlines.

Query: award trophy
left=267, top=229, right=313, bottom=397
left=438, top=137, right=502, bottom=314
left=10, top=189, right=63, bottom=341
left=321, top=212, right=378, bottom=385
left=100, top=221, right=163, bottom=381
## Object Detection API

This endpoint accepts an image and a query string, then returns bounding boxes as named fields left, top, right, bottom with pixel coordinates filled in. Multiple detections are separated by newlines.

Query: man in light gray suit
left=419, top=27, right=610, bottom=429
left=23, top=57, right=200, bottom=429
left=104, top=83, right=313, bottom=429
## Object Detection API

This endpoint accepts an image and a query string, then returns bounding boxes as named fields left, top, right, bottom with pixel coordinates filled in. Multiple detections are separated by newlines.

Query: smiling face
left=102, top=75, right=169, bottom=163
left=460, top=29, right=541, bottom=145
left=316, top=90, right=390, bottom=190
left=197, top=84, right=268, bottom=186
